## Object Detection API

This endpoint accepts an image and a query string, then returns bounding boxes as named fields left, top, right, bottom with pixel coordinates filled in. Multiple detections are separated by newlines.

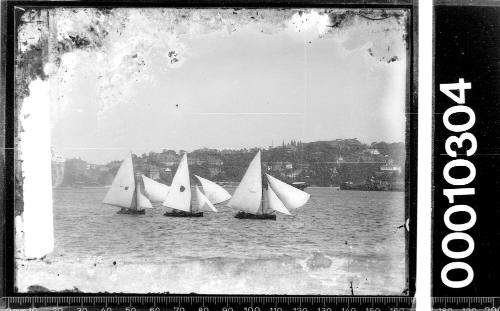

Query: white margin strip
left=417, top=1, right=433, bottom=311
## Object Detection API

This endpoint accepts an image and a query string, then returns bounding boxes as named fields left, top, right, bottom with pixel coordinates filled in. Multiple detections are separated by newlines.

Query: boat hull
left=291, top=182, right=309, bottom=191
left=163, top=211, right=204, bottom=217
left=117, top=208, right=145, bottom=215
left=234, top=211, right=276, bottom=220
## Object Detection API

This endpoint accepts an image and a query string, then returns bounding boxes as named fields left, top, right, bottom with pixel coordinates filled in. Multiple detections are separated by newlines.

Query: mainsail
left=162, top=154, right=192, bottom=212
left=226, top=151, right=262, bottom=214
left=266, top=173, right=310, bottom=210
left=103, top=154, right=136, bottom=208
left=195, top=175, right=231, bottom=204
left=195, top=185, right=218, bottom=212
left=142, top=174, right=170, bottom=202
left=266, top=184, right=292, bottom=215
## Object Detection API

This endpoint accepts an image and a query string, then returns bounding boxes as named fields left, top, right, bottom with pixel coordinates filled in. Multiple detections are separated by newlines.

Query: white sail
left=142, top=174, right=170, bottom=202
left=227, top=151, right=262, bottom=214
left=195, top=185, right=218, bottom=212
left=266, top=173, right=310, bottom=210
left=136, top=180, right=154, bottom=209
left=162, top=154, right=191, bottom=212
left=267, top=184, right=292, bottom=215
left=103, top=154, right=135, bottom=208
left=195, top=175, right=231, bottom=204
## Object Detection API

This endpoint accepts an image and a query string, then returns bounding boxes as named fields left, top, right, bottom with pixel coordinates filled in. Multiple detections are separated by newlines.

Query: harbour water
left=16, top=187, right=406, bottom=294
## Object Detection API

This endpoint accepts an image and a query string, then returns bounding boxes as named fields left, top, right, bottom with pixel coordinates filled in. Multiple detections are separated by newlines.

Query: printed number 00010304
left=439, top=78, right=477, bottom=289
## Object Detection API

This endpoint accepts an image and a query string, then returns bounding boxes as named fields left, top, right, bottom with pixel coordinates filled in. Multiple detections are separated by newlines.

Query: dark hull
left=291, top=183, right=309, bottom=191
left=293, top=185, right=308, bottom=191
left=340, top=182, right=404, bottom=192
left=117, top=208, right=145, bottom=215
left=163, top=211, right=204, bottom=217
left=234, top=212, right=276, bottom=220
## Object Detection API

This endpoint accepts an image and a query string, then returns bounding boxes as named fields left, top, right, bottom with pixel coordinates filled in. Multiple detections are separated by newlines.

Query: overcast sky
left=23, top=9, right=408, bottom=164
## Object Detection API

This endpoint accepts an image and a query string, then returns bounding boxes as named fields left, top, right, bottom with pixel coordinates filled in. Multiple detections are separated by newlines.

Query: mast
left=131, top=189, right=138, bottom=210
left=260, top=185, right=267, bottom=215
left=131, top=157, right=138, bottom=210
left=131, top=173, right=138, bottom=210
left=259, top=189, right=264, bottom=215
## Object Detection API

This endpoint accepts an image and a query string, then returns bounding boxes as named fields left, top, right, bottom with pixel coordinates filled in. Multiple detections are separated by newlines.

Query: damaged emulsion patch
left=14, top=7, right=408, bottom=292
left=322, top=9, right=408, bottom=63
left=16, top=8, right=408, bottom=123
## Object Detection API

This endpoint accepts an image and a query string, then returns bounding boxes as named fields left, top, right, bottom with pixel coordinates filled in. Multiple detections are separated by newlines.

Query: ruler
left=432, top=297, right=500, bottom=309
left=5, top=295, right=500, bottom=310
left=1, top=296, right=415, bottom=311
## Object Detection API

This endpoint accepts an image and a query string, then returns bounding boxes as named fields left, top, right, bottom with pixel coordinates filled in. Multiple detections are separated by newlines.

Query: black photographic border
left=432, top=0, right=500, bottom=303
left=0, top=0, right=417, bottom=305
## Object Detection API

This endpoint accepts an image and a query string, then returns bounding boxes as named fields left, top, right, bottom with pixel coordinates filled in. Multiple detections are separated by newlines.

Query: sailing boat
left=103, top=154, right=153, bottom=215
left=162, top=154, right=219, bottom=217
left=227, top=151, right=310, bottom=220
